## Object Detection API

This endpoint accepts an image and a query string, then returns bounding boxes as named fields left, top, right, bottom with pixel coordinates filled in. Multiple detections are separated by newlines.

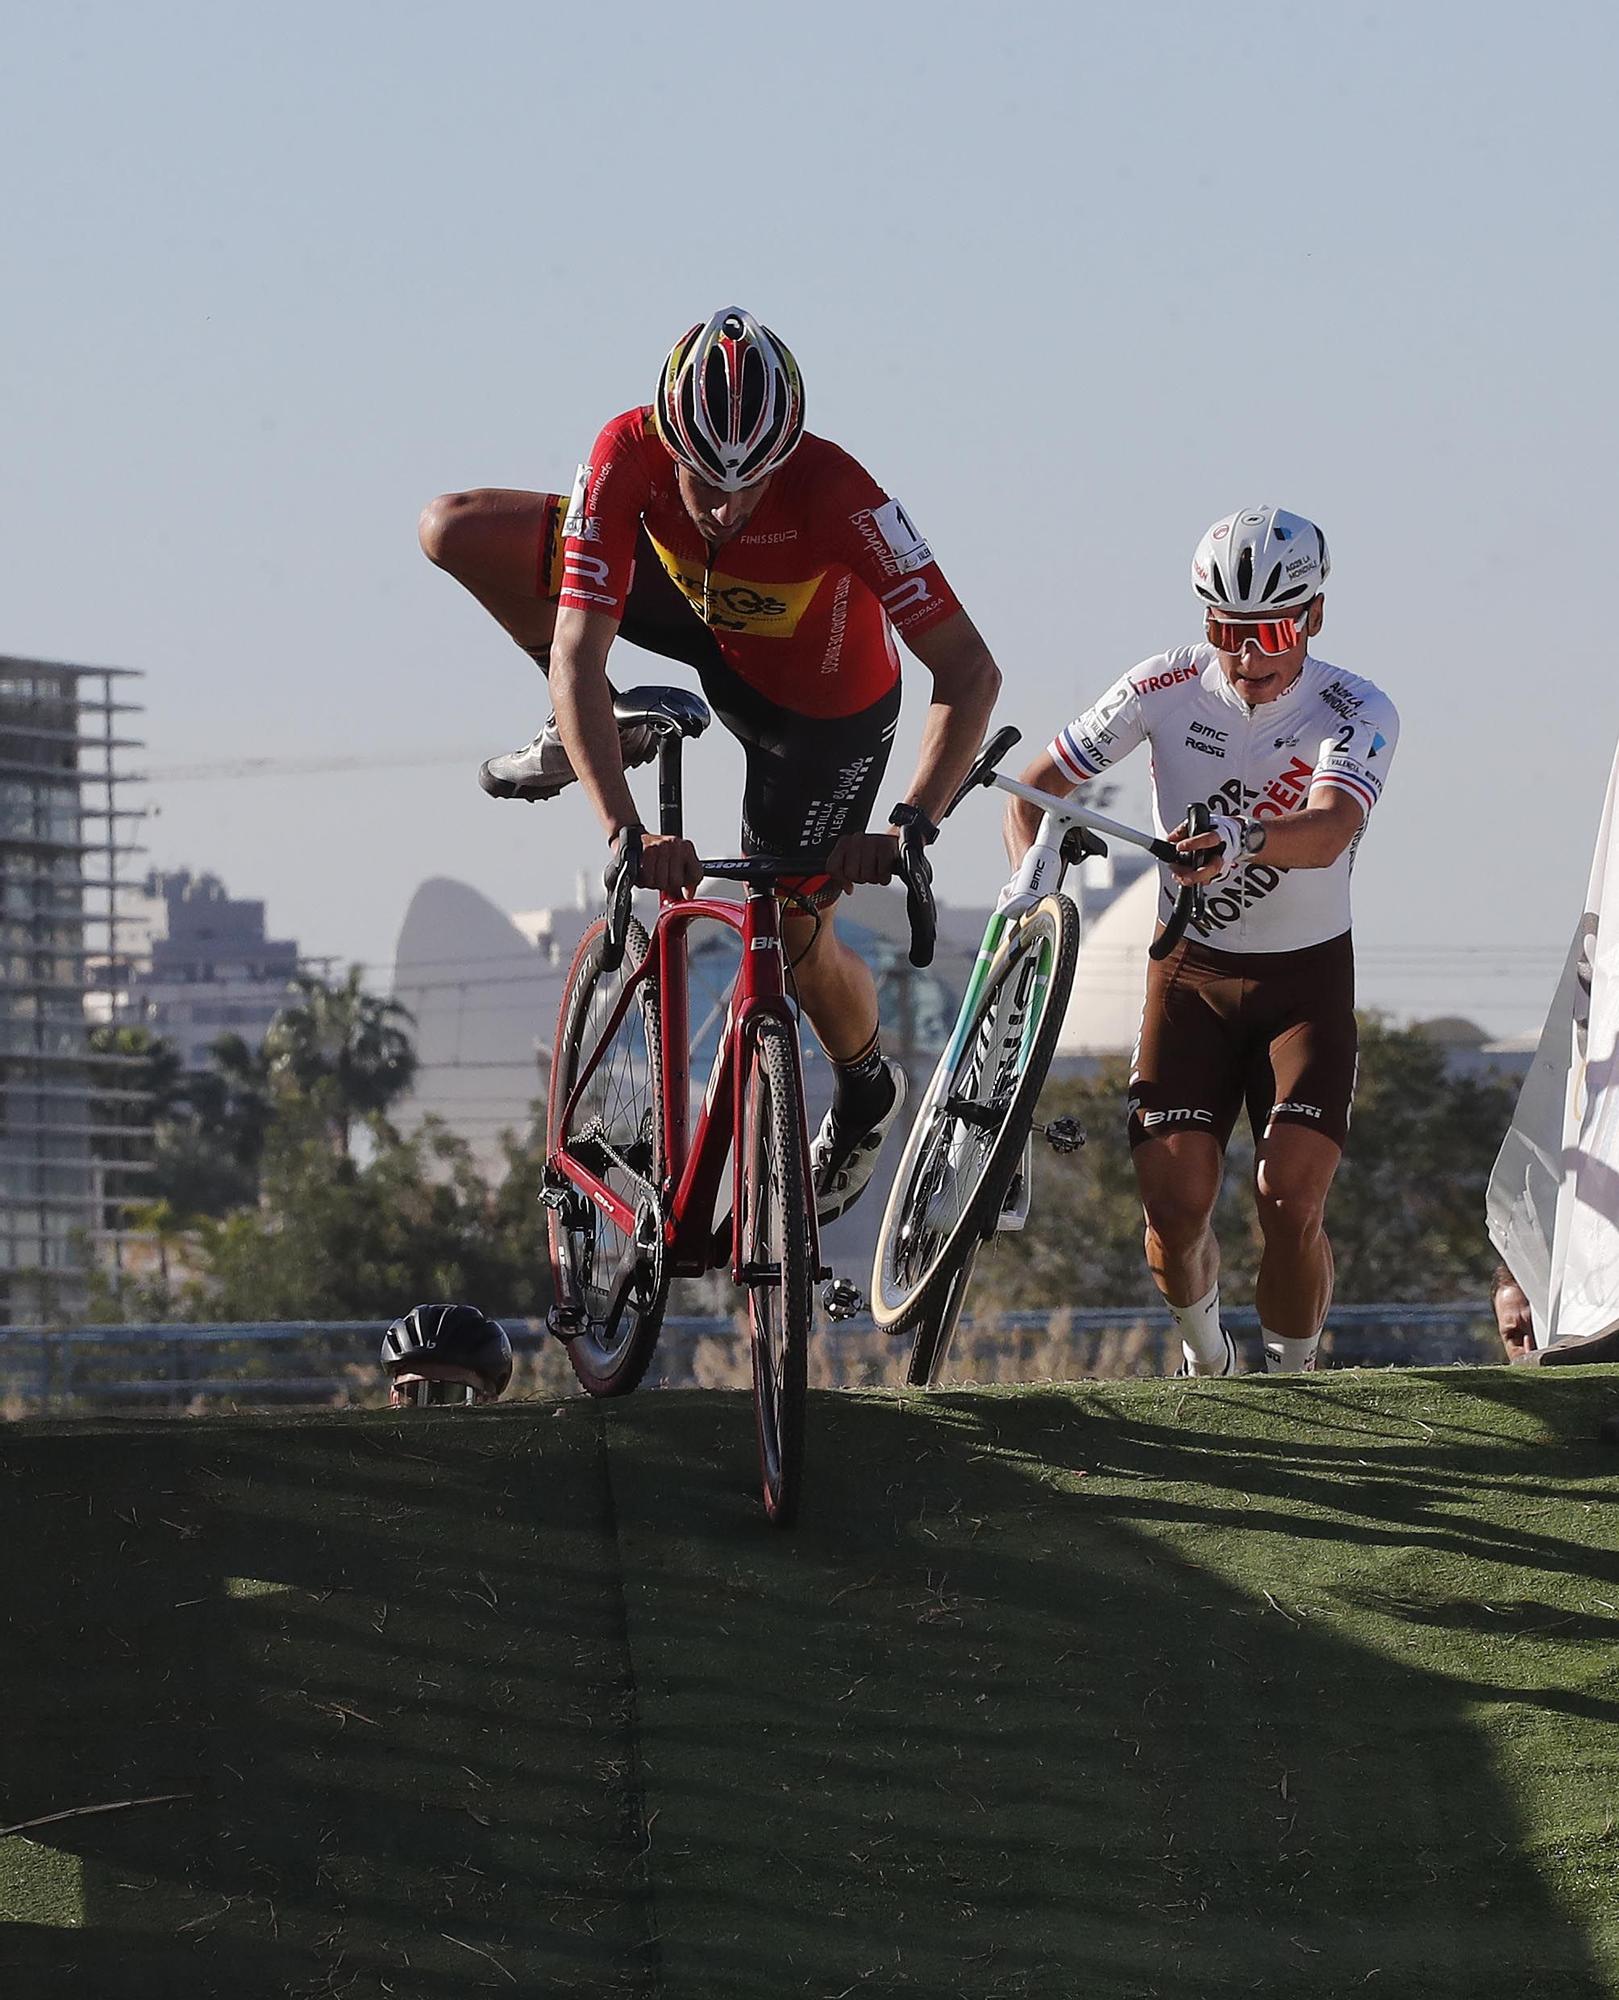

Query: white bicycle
left=870, top=728, right=1211, bottom=1386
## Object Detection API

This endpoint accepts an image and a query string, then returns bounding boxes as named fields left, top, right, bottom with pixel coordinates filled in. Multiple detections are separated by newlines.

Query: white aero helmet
left=1191, top=506, right=1330, bottom=615
left=654, top=306, right=806, bottom=493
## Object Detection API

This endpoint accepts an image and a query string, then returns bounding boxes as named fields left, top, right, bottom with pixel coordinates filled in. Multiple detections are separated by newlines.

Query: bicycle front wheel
left=872, top=894, right=1079, bottom=1334
left=547, top=915, right=669, bottom=1397
left=740, top=1016, right=814, bottom=1528
left=905, top=1239, right=980, bottom=1388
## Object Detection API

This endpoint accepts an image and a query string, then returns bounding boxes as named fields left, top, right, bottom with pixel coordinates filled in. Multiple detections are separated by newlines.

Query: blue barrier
left=0, top=1304, right=1504, bottom=1412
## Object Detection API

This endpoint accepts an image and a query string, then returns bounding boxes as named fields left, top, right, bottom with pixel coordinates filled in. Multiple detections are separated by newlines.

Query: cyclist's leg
left=1128, top=942, right=1246, bottom=1371
left=418, top=488, right=565, bottom=658
left=423, top=487, right=726, bottom=794
left=702, top=666, right=904, bottom=1217
left=706, top=668, right=899, bottom=1064
left=1133, top=1128, right=1225, bottom=1304
left=1251, top=1122, right=1342, bottom=1349
left=421, top=487, right=723, bottom=673
left=1249, top=937, right=1357, bottom=1366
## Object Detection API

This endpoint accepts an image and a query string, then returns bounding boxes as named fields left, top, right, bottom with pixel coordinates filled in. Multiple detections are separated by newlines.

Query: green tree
left=978, top=1014, right=1517, bottom=1311
left=261, top=967, right=417, bottom=1158
left=147, top=1031, right=276, bottom=1217
left=189, top=1120, right=552, bottom=1323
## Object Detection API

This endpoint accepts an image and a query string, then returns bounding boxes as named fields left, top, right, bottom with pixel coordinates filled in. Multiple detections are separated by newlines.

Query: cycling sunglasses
left=1204, top=609, right=1305, bottom=656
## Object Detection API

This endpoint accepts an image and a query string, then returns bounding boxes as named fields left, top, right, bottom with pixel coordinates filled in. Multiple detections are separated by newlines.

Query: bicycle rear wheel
left=872, top=895, right=1079, bottom=1335
left=547, top=916, right=669, bottom=1397
left=740, top=1016, right=814, bottom=1527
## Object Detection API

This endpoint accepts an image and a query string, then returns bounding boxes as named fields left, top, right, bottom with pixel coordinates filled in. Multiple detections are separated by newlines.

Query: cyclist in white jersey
left=1004, top=507, right=1400, bottom=1375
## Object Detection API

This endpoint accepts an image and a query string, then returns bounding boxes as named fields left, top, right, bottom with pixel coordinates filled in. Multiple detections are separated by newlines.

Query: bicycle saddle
left=612, top=686, right=712, bottom=738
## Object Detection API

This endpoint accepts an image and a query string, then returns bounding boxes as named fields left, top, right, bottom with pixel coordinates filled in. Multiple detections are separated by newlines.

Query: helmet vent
left=1236, top=545, right=1255, bottom=599
left=1263, top=561, right=1283, bottom=602
left=1209, top=558, right=1228, bottom=603
left=738, top=346, right=767, bottom=437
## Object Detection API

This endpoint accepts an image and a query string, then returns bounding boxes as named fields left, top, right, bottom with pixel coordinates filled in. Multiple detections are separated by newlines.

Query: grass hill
left=4, top=1369, right=1619, bottom=1998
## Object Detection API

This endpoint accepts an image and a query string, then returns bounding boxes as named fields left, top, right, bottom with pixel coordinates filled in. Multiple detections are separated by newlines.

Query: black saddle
left=612, top=686, right=712, bottom=739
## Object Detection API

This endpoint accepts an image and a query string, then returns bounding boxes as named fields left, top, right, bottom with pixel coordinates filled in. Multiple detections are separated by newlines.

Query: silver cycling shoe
left=479, top=716, right=660, bottom=801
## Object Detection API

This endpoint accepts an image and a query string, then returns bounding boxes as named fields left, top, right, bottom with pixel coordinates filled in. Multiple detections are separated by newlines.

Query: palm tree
left=262, top=967, right=418, bottom=1157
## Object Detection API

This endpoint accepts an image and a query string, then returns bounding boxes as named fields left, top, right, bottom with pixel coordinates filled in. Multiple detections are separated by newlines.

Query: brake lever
left=601, top=826, right=643, bottom=972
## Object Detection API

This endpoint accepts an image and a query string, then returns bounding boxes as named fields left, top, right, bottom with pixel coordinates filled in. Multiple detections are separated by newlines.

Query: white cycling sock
left=1263, top=1330, right=1320, bottom=1373
left=1172, top=1283, right=1228, bottom=1372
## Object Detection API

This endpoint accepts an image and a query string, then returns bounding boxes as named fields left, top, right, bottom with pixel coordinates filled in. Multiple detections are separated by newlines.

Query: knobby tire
left=872, top=894, right=1080, bottom=1337
left=547, top=916, right=669, bottom=1397
left=741, top=1016, right=813, bottom=1527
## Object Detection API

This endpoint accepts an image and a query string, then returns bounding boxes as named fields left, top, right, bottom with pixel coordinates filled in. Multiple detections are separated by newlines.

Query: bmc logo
left=1135, top=1106, right=1214, bottom=1128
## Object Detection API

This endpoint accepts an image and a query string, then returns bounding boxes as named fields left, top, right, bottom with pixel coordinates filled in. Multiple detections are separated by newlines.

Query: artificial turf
left=3, top=1369, right=1619, bottom=1997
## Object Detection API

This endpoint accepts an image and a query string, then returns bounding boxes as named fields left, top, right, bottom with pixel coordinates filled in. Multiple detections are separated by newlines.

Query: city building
left=0, top=654, right=148, bottom=1323
left=124, top=869, right=301, bottom=1070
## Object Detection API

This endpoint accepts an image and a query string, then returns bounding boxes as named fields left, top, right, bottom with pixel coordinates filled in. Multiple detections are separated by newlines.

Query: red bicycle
left=542, top=687, right=935, bottom=1525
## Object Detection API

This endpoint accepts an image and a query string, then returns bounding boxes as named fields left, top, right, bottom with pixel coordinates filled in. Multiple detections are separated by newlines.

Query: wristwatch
left=1239, top=817, right=1268, bottom=856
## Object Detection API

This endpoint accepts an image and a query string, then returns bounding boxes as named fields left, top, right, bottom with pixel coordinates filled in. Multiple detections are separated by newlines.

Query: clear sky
left=3, top=0, right=1614, bottom=1035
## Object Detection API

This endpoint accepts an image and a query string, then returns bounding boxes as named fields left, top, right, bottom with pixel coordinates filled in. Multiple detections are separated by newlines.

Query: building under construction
left=0, top=655, right=148, bottom=1323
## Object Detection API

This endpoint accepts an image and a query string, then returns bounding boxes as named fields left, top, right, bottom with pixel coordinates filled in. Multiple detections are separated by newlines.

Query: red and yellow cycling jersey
left=557, top=407, right=963, bottom=719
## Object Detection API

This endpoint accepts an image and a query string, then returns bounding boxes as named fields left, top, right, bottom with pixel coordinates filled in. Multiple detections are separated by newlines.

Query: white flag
left=1489, top=741, right=1619, bottom=1345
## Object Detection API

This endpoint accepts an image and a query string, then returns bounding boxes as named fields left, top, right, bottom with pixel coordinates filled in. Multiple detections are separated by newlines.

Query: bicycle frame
left=550, top=883, right=817, bottom=1284
left=938, top=774, right=1114, bottom=1094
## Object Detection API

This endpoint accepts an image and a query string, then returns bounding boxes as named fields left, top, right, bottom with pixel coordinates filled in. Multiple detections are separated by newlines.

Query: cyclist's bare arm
left=1172, top=785, right=1363, bottom=883
left=892, top=610, right=1002, bottom=825
left=551, top=604, right=700, bottom=893
left=822, top=610, right=999, bottom=887
left=418, top=488, right=558, bottom=655
left=1003, top=747, right=1079, bottom=865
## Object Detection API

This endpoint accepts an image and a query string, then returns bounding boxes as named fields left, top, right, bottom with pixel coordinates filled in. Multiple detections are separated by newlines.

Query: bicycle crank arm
left=942, top=1095, right=1015, bottom=1130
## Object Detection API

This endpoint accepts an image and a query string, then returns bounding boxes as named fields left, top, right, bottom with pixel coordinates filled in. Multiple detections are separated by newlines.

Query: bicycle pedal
left=821, top=1277, right=866, bottom=1322
left=1040, top=1116, right=1087, bottom=1155
left=545, top=1304, right=585, bottom=1343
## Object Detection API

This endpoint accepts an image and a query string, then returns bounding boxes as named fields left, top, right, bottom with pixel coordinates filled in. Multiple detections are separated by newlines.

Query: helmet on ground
left=654, top=307, right=806, bottom=492
left=1191, top=506, right=1330, bottom=614
left=381, top=1302, right=513, bottom=1407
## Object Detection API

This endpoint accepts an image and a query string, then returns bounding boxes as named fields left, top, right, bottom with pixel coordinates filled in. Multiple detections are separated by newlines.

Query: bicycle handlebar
left=945, top=725, right=1022, bottom=820
left=1147, top=801, right=1210, bottom=962
left=602, top=833, right=938, bottom=970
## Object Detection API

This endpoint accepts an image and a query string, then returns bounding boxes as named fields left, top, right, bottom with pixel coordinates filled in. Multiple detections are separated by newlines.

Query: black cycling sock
left=830, top=1030, right=894, bottom=1131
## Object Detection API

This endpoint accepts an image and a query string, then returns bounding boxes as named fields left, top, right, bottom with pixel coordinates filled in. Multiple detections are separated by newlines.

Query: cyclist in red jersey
left=420, top=308, right=1002, bottom=1221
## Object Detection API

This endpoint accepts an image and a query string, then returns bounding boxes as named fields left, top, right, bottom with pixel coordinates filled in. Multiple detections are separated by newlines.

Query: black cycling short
left=545, top=501, right=900, bottom=888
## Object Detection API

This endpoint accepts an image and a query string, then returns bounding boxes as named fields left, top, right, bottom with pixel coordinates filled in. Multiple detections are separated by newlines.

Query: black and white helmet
left=381, top=1302, right=513, bottom=1407
left=654, top=306, right=806, bottom=493
left=1191, top=506, right=1329, bottom=615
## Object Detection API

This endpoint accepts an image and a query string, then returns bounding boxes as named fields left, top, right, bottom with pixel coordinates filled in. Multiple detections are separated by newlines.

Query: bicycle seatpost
left=656, top=730, right=684, bottom=837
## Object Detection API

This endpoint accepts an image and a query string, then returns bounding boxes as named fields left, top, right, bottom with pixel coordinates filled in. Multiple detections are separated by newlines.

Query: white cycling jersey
left=1049, top=646, right=1400, bottom=953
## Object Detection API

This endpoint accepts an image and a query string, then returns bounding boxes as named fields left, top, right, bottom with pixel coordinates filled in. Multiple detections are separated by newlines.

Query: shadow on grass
left=601, top=1376, right=1619, bottom=1999
left=4, top=1372, right=1617, bottom=1999
left=0, top=1406, right=656, bottom=1998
